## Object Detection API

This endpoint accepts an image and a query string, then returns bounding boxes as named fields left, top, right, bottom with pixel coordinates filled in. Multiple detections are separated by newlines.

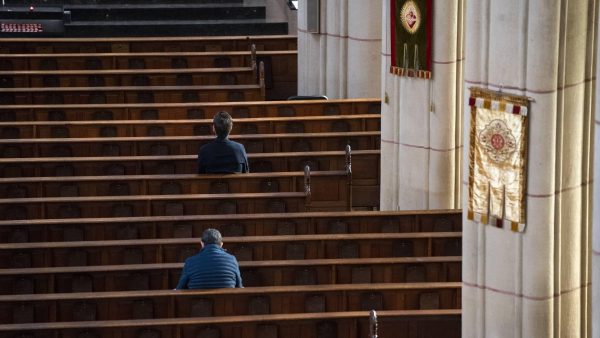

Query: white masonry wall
left=462, top=0, right=595, bottom=337
left=379, top=0, right=464, bottom=211
left=297, top=0, right=381, bottom=99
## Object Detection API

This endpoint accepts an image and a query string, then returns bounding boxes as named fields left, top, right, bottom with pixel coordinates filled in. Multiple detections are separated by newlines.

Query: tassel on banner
left=389, top=66, right=431, bottom=79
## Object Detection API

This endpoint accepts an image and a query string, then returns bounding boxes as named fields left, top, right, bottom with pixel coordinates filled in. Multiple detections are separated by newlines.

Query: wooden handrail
left=0, top=256, right=462, bottom=276
left=0, top=232, right=461, bottom=250
left=0, top=149, right=381, bottom=164
left=0, top=84, right=260, bottom=93
left=0, top=170, right=346, bottom=184
left=0, top=209, right=461, bottom=227
left=0, top=131, right=380, bottom=144
left=0, top=114, right=380, bottom=127
left=0, top=50, right=297, bottom=59
left=0, top=191, right=307, bottom=205
left=0, top=309, right=460, bottom=332
left=0, top=34, right=297, bottom=43
left=0, top=67, right=253, bottom=76
left=0, top=97, right=380, bottom=110
left=0, top=282, right=461, bottom=302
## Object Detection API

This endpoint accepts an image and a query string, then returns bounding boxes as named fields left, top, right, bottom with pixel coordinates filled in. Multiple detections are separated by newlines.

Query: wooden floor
left=0, top=34, right=460, bottom=338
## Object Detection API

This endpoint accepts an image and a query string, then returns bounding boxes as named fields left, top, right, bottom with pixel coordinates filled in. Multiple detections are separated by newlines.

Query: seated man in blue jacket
left=197, top=111, right=249, bottom=174
left=176, top=228, right=243, bottom=289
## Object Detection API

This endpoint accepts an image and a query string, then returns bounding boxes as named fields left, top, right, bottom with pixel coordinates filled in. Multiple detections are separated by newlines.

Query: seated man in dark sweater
left=197, top=111, right=249, bottom=174
left=175, top=228, right=243, bottom=289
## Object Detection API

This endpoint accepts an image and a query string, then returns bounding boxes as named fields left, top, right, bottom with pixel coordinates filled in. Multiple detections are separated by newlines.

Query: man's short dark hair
left=202, top=228, right=223, bottom=245
left=213, top=111, right=233, bottom=138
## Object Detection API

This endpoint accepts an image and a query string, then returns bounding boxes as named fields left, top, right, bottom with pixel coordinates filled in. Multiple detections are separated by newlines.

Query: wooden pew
left=0, top=170, right=348, bottom=200
left=0, top=49, right=296, bottom=99
left=0, top=49, right=293, bottom=70
left=0, top=149, right=374, bottom=177
left=0, top=309, right=461, bottom=338
left=0, top=190, right=312, bottom=220
left=0, top=169, right=350, bottom=217
left=0, top=115, right=380, bottom=139
left=0, top=67, right=257, bottom=88
left=0, top=35, right=298, bottom=54
left=0, top=149, right=380, bottom=208
left=0, top=208, right=459, bottom=243
left=0, top=283, right=461, bottom=323
left=0, top=131, right=380, bottom=157
left=0, top=256, right=462, bottom=294
left=0, top=98, right=380, bottom=121
left=0, top=83, right=265, bottom=105
left=0, top=232, right=461, bottom=268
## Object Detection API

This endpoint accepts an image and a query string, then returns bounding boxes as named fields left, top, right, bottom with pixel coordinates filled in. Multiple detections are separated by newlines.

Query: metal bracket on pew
left=345, top=144, right=353, bottom=211
left=369, top=309, right=378, bottom=338
left=259, top=61, right=266, bottom=100
left=304, top=164, right=312, bottom=211
left=251, top=44, right=257, bottom=80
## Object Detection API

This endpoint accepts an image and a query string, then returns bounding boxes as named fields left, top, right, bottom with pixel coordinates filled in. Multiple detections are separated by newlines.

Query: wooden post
left=304, top=164, right=311, bottom=211
left=251, top=43, right=257, bottom=80
left=369, top=310, right=378, bottom=338
left=258, top=61, right=266, bottom=100
left=345, top=144, right=353, bottom=211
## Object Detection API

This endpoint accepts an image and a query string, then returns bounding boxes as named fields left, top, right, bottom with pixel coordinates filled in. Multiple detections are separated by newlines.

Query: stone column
left=379, top=0, right=463, bottom=210
left=462, top=0, right=595, bottom=337
left=593, top=9, right=600, bottom=338
left=297, top=0, right=381, bottom=99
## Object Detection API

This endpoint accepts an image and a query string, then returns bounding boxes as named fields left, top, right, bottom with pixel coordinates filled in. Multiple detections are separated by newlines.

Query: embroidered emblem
left=400, top=0, right=421, bottom=34
left=478, top=119, right=517, bottom=163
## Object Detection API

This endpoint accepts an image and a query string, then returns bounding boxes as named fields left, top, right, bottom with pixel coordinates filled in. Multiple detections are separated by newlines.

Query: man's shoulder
left=226, top=139, right=246, bottom=152
left=184, top=251, right=202, bottom=263
left=199, top=139, right=218, bottom=151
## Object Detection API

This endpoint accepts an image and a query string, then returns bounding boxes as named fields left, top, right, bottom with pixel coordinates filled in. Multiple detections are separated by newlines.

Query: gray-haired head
left=213, top=111, right=233, bottom=138
left=201, top=228, right=223, bottom=245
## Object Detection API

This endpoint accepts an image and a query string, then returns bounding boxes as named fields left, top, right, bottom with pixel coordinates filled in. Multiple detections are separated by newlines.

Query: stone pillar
left=462, top=0, right=595, bottom=337
left=593, top=9, right=600, bottom=338
left=297, top=0, right=381, bottom=99
left=380, top=0, right=463, bottom=210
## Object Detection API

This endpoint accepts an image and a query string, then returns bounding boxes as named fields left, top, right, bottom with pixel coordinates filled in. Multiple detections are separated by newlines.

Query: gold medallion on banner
left=400, top=1, right=421, bottom=34
left=478, top=119, right=517, bottom=163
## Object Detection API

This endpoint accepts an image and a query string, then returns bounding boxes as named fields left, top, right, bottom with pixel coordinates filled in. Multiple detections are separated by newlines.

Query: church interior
left=0, top=0, right=598, bottom=337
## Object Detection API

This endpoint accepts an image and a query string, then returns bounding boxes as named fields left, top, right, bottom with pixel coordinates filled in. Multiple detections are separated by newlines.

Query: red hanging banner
left=390, top=0, right=433, bottom=79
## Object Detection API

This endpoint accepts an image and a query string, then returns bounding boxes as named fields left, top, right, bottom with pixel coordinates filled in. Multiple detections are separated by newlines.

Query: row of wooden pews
left=0, top=35, right=297, bottom=101
left=0, top=35, right=460, bottom=338
left=0, top=99, right=382, bottom=210
left=0, top=211, right=461, bottom=338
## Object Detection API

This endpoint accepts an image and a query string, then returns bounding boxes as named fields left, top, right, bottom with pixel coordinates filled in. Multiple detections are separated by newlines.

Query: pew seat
left=0, top=256, right=463, bottom=294
left=0, top=283, right=461, bottom=323
left=0, top=232, right=461, bottom=267
left=0, top=309, right=461, bottom=338
left=0, top=98, right=381, bottom=121
left=0, top=210, right=461, bottom=243
left=0, top=84, right=265, bottom=105
left=0, top=67, right=256, bottom=88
